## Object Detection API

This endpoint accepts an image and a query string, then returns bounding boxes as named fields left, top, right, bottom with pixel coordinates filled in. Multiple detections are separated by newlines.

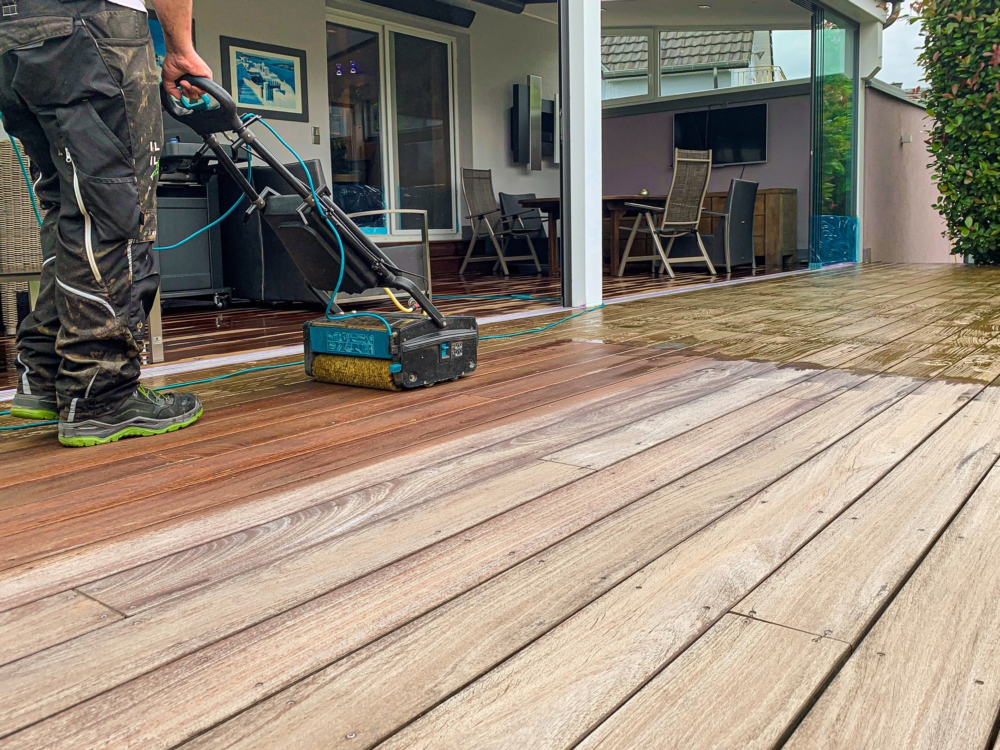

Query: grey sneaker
left=11, top=392, right=59, bottom=421
left=59, top=386, right=203, bottom=447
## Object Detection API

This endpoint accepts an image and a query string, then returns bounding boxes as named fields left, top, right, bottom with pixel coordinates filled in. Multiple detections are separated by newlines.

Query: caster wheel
left=214, top=293, right=230, bottom=310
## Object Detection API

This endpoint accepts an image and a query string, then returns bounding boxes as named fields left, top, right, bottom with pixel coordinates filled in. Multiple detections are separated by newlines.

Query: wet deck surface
left=3, top=263, right=1000, bottom=748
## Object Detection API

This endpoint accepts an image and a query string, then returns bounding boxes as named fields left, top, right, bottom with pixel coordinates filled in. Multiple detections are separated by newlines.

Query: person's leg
left=0, top=52, right=61, bottom=420
left=8, top=4, right=200, bottom=445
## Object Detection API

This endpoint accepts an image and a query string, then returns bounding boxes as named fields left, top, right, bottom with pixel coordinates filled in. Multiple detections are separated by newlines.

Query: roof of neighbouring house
left=602, top=31, right=755, bottom=76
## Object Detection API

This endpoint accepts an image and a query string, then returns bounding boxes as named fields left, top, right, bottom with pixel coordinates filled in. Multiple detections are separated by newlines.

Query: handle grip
left=160, top=75, right=244, bottom=136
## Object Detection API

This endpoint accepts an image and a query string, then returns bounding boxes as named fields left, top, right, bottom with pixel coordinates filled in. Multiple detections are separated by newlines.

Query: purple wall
left=863, top=86, right=951, bottom=263
left=603, top=94, right=812, bottom=249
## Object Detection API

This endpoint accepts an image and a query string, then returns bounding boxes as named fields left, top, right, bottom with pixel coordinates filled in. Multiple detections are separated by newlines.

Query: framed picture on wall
left=220, top=37, right=309, bottom=122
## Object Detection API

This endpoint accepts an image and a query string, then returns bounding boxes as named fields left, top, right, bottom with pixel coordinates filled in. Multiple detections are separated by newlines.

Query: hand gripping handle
left=159, top=75, right=244, bottom=136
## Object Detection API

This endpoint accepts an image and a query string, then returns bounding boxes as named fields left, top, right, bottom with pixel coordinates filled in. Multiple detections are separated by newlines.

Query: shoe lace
left=136, top=385, right=170, bottom=406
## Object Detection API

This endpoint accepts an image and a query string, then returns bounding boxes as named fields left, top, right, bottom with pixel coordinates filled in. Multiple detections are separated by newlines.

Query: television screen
left=673, top=103, right=768, bottom=166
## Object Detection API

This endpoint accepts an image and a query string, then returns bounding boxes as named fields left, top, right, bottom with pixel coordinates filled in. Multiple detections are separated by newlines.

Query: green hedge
left=913, top=0, right=1000, bottom=261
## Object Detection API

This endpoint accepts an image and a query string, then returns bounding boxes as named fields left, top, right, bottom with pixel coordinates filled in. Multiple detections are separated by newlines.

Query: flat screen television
left=673, top=103, right=768, bottom=166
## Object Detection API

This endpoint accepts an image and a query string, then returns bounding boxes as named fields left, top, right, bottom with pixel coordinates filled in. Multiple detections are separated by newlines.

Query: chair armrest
left=624, top=202, right=665, bottom=213
left=701, top=210, right=728, bottom=217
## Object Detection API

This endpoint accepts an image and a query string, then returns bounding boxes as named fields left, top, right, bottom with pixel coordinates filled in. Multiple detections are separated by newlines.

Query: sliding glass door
left=327, top=22, right=386, bottom=231
left=810, top=9, right=859, bottom=266
left=326, top=17, right=458, bottom=237
left=390, top=33, right=455, bottom=231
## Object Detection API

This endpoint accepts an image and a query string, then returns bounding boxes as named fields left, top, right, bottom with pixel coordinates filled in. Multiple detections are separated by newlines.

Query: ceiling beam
left=469, top=0, right=527, bottom=13
left=358, top=0, right=477, bottom=27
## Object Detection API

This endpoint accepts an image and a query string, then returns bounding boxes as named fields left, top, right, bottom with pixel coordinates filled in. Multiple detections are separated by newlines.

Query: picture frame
left=220, top=36, right=309, bottom=123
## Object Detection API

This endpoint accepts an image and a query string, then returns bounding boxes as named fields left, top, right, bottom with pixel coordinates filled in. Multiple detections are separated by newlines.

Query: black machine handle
left=158, top=75, right=448, bottom=328
left=159, top=75, right=244, bottom=137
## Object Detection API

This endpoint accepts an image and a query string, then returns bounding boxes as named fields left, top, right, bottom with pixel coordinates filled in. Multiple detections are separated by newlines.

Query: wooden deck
left=1, top=264, right=776, bottom=386
left=3, top=262, right=1000, bottom=748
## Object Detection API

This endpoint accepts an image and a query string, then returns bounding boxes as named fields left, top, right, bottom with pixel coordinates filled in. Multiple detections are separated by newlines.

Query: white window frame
left=600, top=27, right=656, bottom=108
left=603, top=26, right=812, bottom=110
left=326, top=10, right=461, bottom=240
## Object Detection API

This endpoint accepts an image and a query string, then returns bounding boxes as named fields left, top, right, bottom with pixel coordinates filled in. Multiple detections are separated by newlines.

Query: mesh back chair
left=0, top=139, right=43, bottom=336
left=499, top=192, right=546, bottom=267
left=617, top=149, right=715, bottom=278
left=460, top=169, right=541, bottom=276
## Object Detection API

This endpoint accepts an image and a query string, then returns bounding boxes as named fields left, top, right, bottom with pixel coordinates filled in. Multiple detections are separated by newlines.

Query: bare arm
left=148, top=0, right=213, bottom=99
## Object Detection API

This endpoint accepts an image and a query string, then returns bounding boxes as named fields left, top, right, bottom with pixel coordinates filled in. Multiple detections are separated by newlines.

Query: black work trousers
left=0, top=0, right=162, bottom=422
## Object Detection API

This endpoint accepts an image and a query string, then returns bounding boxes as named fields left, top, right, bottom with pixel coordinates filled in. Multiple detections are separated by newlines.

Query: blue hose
left=0, top=360, right=305, bottom=432
left=153, top=150, right=252, bottom=251
left=8, top=135, right=43, bottom=227
left=251, top=115, right=392, bottom=336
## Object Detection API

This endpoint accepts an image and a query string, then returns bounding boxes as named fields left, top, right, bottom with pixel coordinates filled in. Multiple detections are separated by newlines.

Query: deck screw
left=877, top=652, right=885, bottom=657
left=346, top=733, right=357, bottom=740
left=287, top=700, right=295, bottom=706
left=976, top=680, right=985, bottom=685
left=255, top=682, right=264, bottom=689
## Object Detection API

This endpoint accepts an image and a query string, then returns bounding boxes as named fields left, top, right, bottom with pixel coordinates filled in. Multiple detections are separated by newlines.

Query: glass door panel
left=327, top=22, right=386, bottom=232
left=810, top=10, right=858, bottom=265
left=391, top=33, right=454, bottom=231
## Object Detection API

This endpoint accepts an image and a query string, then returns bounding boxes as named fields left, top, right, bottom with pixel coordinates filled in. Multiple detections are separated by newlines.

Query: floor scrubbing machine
left=161, top=76, right=478, bottom=391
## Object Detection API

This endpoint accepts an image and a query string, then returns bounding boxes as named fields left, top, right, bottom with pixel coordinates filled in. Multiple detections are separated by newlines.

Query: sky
left=772, top=3, right=927, bottom=89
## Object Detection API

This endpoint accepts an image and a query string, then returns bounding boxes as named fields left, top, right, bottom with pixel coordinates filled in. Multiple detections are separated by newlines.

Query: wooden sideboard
left=700, top=187, right=797, bottom=273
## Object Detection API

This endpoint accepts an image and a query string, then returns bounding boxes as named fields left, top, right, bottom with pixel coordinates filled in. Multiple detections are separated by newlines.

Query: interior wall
left=192, top=0, right=333, bottom=182
left=863, top=85, right=952, bottom=263
left=467, top=6, right=561, bottom=206
left=191, top=0, right=556, bottom=235
left=602, top=94, right=812, bottom=250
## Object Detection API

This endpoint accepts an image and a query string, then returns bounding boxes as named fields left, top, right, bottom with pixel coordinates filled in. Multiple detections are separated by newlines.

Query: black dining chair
left=676, top=179, right=759, bottom=274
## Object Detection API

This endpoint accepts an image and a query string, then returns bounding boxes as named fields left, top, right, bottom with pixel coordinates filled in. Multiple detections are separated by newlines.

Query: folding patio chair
left=617, top=149, right=716, bottom=278
left=498, top=192, right=546, bottom=270
left=459, top=169, right=541, bottom=276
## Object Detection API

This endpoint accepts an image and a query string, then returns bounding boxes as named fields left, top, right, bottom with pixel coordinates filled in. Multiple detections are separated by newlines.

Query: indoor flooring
left=2, top=262, right=1000, bottom=748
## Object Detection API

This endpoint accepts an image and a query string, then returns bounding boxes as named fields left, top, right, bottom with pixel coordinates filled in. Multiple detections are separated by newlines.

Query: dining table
left=519, top=195, right=669, bottom=276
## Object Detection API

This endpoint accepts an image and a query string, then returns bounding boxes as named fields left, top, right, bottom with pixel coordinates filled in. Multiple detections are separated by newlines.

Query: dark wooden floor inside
left=4, top=263, right=1000, bottom=749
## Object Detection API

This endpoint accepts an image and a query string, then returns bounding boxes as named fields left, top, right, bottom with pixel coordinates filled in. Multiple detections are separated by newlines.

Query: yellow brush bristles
left=311, top=355, right=401, bottom=391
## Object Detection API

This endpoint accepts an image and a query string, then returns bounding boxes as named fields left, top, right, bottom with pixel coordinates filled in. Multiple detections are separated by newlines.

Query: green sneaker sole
left=59, top=408, right=203, bottom=448
left=10, top=407, right=59, bottom=421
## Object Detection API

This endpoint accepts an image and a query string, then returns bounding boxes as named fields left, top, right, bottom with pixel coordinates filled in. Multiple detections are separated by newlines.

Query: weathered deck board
left=0, top=356, right=717, bottom=612
left=80, top=361, right=779, bottom=614
left=576, top=616, right=848, bottom=750
left=7, top=265, right=1000, bottom=749
left=783, top=462, right=1000, bottom=749
left=369, top=379, right=963, bottom=750
left=0, top=369, right=897, bottom=749
left=735, top=388, right=1000, bottom=644
left=175, top=378, right=967, bottom=750
left=0, top=592, right=121, bottom=668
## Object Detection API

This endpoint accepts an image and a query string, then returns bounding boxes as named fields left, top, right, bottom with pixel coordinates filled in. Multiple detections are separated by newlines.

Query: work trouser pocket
left=56, top=100, right=142, bottom=242
left=89, top=11, right=163, bottom=242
